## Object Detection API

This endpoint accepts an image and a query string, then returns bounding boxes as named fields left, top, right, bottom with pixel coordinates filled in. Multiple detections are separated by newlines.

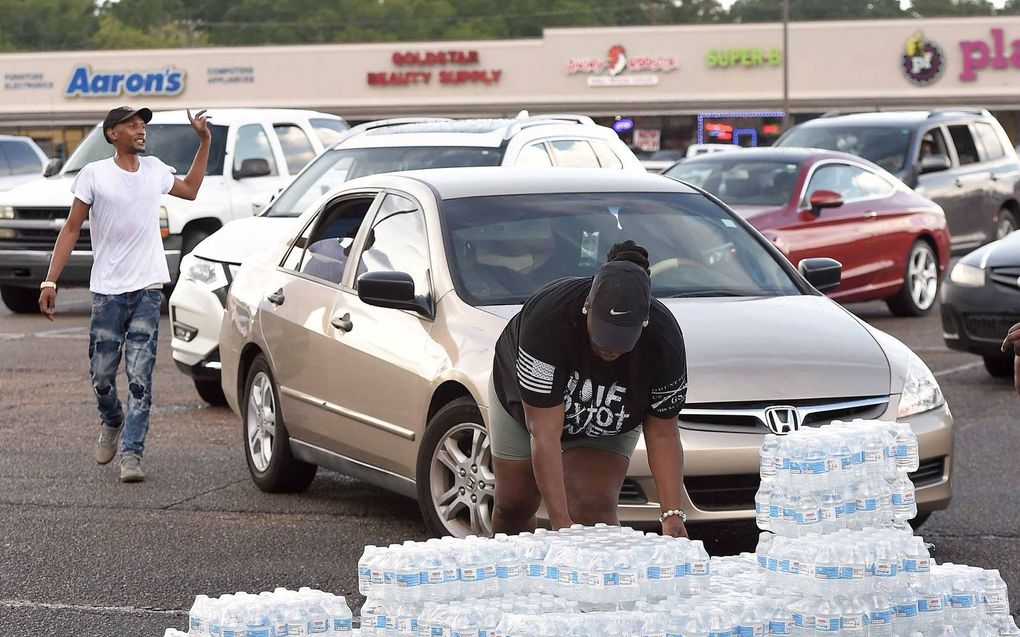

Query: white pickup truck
left=0, top=108, right=347, bottom=313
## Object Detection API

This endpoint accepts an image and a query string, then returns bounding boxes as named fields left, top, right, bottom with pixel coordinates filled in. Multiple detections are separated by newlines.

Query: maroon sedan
left=664, top=147, right=951, bottom=316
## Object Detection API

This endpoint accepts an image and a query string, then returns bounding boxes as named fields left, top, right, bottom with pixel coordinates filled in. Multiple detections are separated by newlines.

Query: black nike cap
left=586, top=260, right=652, bottom=353
left=102, top=106, right=152, bottom=143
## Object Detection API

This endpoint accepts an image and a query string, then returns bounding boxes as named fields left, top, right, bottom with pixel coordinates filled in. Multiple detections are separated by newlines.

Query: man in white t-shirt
left=38, top=105, right=211, bottom=482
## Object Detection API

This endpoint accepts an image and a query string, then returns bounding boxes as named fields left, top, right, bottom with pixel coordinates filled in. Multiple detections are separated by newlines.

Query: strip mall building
left=3, top=15, right=1020, bottom=159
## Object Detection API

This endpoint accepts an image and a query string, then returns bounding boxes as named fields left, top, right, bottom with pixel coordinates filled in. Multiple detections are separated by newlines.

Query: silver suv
left=777, top=109, right=1020, bottom=252
left=169, top=115, right=643, bottom=404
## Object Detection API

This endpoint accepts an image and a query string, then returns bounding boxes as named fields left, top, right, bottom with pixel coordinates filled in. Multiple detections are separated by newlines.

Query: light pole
left=782, top=0, right=791, bottom=131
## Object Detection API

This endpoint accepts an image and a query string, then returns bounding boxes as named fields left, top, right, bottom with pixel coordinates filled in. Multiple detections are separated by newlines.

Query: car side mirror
left=43, top=158, right=63, bottom=177
left=919, top=153, right=951, bottom=175
left=233, top=158, right=271, bottom=180
left=798, top=257, right=842, bottom=293
left=357, top=271, right=432, bottom=318
left=807, top=189, right=844, bottom=216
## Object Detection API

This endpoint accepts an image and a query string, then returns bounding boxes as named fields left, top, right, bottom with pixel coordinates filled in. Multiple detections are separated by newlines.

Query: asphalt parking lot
left=1, top=288, right=1017, bottom=635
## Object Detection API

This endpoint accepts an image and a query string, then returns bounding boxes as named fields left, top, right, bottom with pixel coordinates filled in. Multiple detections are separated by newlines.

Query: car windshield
left=266, top=146, right=503, bottom=217
left=778, top=125, right=911, bottom=173
left=62, top=124, right=229, bottom=176
left=664, top=159, right=801, bottom=206
left=442, top=191, right=801, bottom=306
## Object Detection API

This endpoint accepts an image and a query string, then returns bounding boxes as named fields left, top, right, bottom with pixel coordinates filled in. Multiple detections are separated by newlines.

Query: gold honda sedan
left=220, top=168, right=953, bottom=538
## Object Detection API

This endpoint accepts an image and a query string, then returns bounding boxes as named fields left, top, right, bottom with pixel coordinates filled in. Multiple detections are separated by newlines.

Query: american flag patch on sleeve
left=516, top=347, right=555, bottom=394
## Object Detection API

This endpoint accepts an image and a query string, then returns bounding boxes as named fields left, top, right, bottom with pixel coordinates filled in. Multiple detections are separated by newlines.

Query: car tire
left=886, top=240, right=939, bottom=317
left=0, top=285, right=40, bottom=314
left=909, top=512, right=931, bottom=531
left=997, top=208, right=1017, bottom=241
left=194, top=377, right=227, bottom=406
left=242, top=354, right=317, bottom=493
left=983, top=354, right=1015, bottom=378
left=416, top=398, right=495, bottom=538
left=182, top=228, right=212, bottom=257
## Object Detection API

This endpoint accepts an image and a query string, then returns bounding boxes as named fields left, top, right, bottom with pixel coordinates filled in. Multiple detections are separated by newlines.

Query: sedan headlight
left=949, top=262, right=985, bottom=287
left=181, top=254, right=228, bottom=290
left=898, top=350, right=945, bottom=418
left=0, top=205, right=13, bottom=219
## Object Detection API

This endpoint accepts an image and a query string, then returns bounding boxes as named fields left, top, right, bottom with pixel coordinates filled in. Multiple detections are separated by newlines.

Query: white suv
left=0, top=136, right=48, bottom=192
left=0, top=108, right=347, bottom=313
left=169, top=114, right=643, bottom=404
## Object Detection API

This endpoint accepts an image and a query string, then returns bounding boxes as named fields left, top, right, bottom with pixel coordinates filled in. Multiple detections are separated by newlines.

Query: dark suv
left=777, top=109, right=1020, bottom=252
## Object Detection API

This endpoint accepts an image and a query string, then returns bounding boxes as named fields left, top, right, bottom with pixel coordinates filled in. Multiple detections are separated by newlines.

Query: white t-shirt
left=72, top=156, right=176, bottom=295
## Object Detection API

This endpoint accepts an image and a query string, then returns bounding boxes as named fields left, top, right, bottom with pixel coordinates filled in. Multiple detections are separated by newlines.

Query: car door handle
left=331, top=313, right=353, bottom=332
left=955, top=178, right=964, bottom=187
left=865, top=210, right=878, bottom=219
left=990, top=172, right=999, bottom=181
left=267, top=289, right=285, bottom=305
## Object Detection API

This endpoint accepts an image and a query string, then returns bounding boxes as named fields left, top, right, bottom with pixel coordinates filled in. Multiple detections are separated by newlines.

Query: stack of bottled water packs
left=168, top=418, right=1017, bottom=636
left=180, top=587, right=353, bottom=636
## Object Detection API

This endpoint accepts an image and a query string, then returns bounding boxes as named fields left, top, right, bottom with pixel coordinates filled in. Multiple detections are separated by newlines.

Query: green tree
left=90, top=13, right=206, bottom=49
left=730, top=0, right=903, bottom=22
left=0, top=0, right=98, bottom=50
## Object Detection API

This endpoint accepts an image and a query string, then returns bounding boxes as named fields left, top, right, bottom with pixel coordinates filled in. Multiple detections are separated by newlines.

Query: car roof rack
left=329, top=117, right=453, bottom=147
left=819, top=108, right=880, bottom=118
left=927, top=107, right=991, bottom=118
left=502, top=113, right=596, bottom=138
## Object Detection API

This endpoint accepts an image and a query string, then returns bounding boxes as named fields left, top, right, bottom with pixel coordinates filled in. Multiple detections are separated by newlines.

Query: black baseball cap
left=102, top=106, right=152, bottom=143
left=585, top=260, right=652, bottom=352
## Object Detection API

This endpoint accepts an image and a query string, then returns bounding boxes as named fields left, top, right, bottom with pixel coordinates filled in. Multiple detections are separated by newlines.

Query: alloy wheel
left=246, top=371, right=276, bottom=473
left=907, top=245, right=938, bottom=312
left=997, top=216, right=1017, bottom=240
left=429, top=421, right=495, bottom=537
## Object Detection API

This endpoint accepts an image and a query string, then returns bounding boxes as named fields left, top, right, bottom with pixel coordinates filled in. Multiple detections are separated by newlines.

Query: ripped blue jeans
left=88, top=288, right=161, bottom=456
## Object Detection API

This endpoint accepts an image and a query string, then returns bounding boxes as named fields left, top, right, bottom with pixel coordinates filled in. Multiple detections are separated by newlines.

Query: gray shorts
left=487, top=381, right=642, bottom=461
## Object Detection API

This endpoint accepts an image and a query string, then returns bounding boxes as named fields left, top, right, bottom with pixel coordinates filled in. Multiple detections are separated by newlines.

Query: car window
left=356, top=194, right=430, bottom=299
left=0, top=143, right=12, bottom=176
left=2, top=140, right=42, bottom=175
left=778, top=125, right=911, bottom=174
left=310, top=118, right=350, bottom=146
left=919, top=127, right=950, bottom=162
left=665, top=159, right=801, bottom=207
left=234, top=124, right=279, bottom=176
left=591, top=140, right=624, bottom=169
left=805, top=163, right=889, bottom=201
left=516, top=142, right=553, bottom=168
left=63, top=124, right=229, bottom=176
left=274, top=124, right=316, bottom=174
left=281, top=197, right=375, bottom=285
left=443, top=192, right=801, bottom=306
left=973, top=123, right=1005, bottom=161
left=549, top=139, right=600, bottom=168
left=266, top=147, right=502, bottom=217
left=947, top=124, right=980, bottom=165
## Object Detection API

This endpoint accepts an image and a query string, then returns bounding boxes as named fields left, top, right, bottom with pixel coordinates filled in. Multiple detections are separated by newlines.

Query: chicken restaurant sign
left=566, top=45, right=679, bottom=87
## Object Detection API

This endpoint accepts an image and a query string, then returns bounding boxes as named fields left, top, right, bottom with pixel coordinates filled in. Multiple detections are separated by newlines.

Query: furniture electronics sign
left=367, top=50, right=503, bottom=86
left=566, top=45, right=679, bottom=87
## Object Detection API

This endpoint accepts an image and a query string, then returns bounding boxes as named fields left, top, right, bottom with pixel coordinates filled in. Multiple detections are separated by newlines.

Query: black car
left=776, top=109, right=1020, bottom=253
left=941, top=231, right=1020, bottom=377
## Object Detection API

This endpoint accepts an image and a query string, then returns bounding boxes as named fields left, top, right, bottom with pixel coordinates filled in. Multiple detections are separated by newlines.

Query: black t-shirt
left=492, top=277, right=688, bottom=441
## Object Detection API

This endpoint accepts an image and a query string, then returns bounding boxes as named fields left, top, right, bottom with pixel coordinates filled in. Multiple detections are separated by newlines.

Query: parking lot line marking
left=0, top=598, right=183, bottom=616
left=933, top=361, right=984, bottom=378
left=0, top=332, right=25, bottom=341
left=34, top=326, right=88, bottom=339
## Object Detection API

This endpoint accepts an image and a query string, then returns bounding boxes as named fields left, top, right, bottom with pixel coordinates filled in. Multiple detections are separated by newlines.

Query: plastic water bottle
left=818, top=489, right=843, bottom=535
left=760, top=434, right=780, bottom=483
left=243, top=600, right=272, bottom=637
left=891, top=423, right=920, bottom=473
left=867, top=594, right=895, bottom=637
left=978, top=568, right=1010, bottom=616
left=360, top=596, right=387, bottom=637
left=219, top=599, right=248, bottom=637
left=756, top=482, right=772, bottom=531
left=189, top=594, right=212, bottom=637
left=688, top=540, right=711, bottom=593
left=890, top=473, right=917, bottom=522
left=359, top=545, right=379, bottom=596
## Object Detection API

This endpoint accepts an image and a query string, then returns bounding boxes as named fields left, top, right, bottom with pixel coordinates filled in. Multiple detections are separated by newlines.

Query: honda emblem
left=764, top=405, right=802, bottom=435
